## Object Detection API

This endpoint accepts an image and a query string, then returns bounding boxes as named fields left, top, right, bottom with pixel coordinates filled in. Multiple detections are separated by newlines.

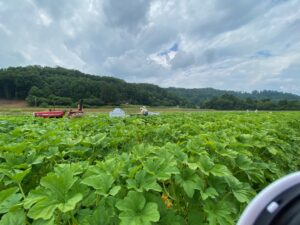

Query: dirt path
left=0, top=100, right=28, bottom=108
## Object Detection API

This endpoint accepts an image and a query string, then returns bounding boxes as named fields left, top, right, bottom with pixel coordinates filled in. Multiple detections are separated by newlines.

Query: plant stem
left=170, top=180, right=182, bottom=212
left=162, top=182, right=175, bottom=200
left=18, top=182, right=26, bottom=199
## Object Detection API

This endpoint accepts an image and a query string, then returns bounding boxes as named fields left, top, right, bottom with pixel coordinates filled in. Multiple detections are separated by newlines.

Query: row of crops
left=0, top=112, right=300, bottom=225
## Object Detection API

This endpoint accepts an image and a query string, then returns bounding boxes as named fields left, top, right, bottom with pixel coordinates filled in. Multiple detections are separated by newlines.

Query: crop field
left=0, top=112, right=300, bottom=225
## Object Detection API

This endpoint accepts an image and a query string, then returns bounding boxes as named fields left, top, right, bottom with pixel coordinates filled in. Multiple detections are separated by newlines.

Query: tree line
left=0, top=66, right=299, bottom=110
left=202, top=94, right=300, bottom=110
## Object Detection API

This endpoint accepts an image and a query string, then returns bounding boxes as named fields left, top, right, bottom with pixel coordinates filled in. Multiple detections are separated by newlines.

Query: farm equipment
left=34, top=110, right=66, bottom=118
left=33, top=110, right=84, bottom=118
left=34, top=99, right=84, bottom=118
left=68, top=99, right=84, bottom=118
left=68, top=110, right=84, bottom=118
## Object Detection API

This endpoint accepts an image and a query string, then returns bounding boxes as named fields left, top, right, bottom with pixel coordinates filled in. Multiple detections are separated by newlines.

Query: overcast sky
left=0, top=0, right=299, bottom=94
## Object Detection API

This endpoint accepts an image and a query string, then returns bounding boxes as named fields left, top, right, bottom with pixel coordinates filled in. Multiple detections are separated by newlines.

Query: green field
left=0, top=112, right=300, bottom=225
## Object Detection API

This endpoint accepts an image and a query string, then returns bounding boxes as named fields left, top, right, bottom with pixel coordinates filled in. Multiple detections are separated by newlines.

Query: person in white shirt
left=140, top=106, right=148, bottom=116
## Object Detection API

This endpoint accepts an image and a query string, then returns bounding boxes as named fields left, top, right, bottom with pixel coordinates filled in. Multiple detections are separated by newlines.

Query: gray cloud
left=171, top=51, right=195, bottom=69
left=0, top=0, right=299, bottom=94
left=102, top=49, right=170, bottom=83
left=103, top=0, right=150, bottom=32
left=32, top=0, right=81, bottom=20
left=281, top=63, right=300, bottom=79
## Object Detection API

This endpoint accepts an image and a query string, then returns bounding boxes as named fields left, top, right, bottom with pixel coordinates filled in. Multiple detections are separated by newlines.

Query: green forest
left=0, top=66, right=300, bottom=110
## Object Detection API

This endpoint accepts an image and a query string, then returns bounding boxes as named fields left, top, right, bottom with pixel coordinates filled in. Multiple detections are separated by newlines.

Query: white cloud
left=149, top=50, right=177, bottom=69
left=37, top=10, right=52, bottom=26
left=0, top=0, right=299, bottom=94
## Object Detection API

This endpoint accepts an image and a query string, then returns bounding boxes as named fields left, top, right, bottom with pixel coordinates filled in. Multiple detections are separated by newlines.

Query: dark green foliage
left=167, top=88, right=300, bottom=105
left=202, top=94, right=300, bottom=110
left=0, top=65, right=299, bottom=109
left=0, top=66, right=185, bottom=107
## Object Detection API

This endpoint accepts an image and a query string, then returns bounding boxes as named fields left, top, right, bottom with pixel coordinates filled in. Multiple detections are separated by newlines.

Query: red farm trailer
left=34, top=100, right=84, bottom=118
left=33, top=110, right=66, bottom=118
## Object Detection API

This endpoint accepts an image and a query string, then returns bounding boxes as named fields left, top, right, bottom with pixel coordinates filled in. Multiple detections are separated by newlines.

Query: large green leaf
left=23, top=188, right=47, bottom=209
left=200, top=187, right=219, bottom=200
left=40, top=166, right=78, bottom=201
left=232, top=183, right=256, bottom=203
left=0, top=187, right=22, bottom=214
left=0, top=209, right=26, bottom=225
left=81, top=173, right=120, bottom=196
left=210, top=165, right=232, bottom=177
left=27, top=165, right=83, bottom=219
left=235, top=155, right=266, bottom=183
left=57, top=193, right=83, bottom=212
left=116, top=191, right=160, bottom=225
left=190, top=155, right=215, bottom=175
left=203, top=200, right=234, bottom=225
left=144, top=157, right=179, bottom=181
left=5, top=168, right=31, bottom=184
left=127, top=170, right=162, bottom=192
left=78, top=199, right=118, bottom=225
left=32, top=217, right=55, bottom=225
left=175, top=168, right=204, bottom=198
left=27, top=199, right=58, bottom=220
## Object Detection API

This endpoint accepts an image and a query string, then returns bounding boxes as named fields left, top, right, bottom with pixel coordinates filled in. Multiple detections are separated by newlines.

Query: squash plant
left=0, top=112, right=299, bottom=224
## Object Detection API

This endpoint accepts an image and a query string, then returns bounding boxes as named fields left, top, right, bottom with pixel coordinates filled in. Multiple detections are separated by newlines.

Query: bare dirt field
left=0, top=100, right=28, bottom=108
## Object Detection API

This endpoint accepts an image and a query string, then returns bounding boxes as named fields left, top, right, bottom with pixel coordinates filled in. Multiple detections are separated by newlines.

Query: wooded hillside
left=0, top=66, right=299, bottom=110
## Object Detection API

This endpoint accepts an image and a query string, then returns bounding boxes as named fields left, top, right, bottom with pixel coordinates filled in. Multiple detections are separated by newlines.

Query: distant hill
left=167, top=87, right=300, bottom=107
left=0, top=66, right=299, bottom=110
